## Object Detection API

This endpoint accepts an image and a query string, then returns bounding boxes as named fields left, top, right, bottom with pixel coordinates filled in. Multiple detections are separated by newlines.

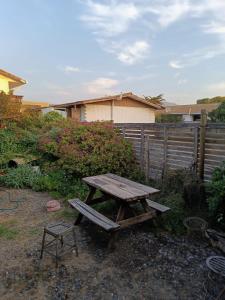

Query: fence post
left=199, top=109, right=207, bottom=181
left=144, top=135, right=150, bottom=181
left=162, top=126, right=168, bottom=178
left=122, top=126, right=126, bottom=138
left=193, top=126, right=199, bottom=174
left=141, top=125, right=145, bottom=170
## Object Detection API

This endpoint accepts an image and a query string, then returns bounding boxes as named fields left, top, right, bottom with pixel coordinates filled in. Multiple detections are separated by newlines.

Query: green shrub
left=38, top=121, right=138, bottom=178
left=0, top=165, right=41, bottom=189
left=157, top=193, right=186, bottom=233
left=153, top=169, right=205, bottom=233
left=209, top=102, right=225, bottom=122
left=43, top=111, right=64, bottom=123
left=161, top=168, right=199, bottom=194
left=207, top=162, right=225, bottom=227
left=156, top=114, right=182, bottom=123
left=33, top=170, right=88, bottom=199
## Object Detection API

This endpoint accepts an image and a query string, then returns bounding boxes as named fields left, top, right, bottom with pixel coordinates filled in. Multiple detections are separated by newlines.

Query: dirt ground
left=0, top=188, right=224, bottom=300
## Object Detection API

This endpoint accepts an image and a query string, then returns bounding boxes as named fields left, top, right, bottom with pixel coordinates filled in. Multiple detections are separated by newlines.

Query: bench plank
left=68, top=199, right=120, bottom=232
left=146, top=199, right=170, bottom=213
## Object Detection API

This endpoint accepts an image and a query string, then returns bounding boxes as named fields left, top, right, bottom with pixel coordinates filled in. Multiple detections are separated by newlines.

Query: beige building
left=54, top=93, right=162, bottom=123
left=165, top=103, right=220, bottom=122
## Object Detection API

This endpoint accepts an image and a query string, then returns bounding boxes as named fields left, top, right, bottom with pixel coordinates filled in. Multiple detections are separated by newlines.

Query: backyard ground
left=0, top=188, right=223, bottom=300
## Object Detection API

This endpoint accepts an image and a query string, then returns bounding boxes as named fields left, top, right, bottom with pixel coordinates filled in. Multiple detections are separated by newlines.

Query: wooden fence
left=116, top=118, right=225, bottom=182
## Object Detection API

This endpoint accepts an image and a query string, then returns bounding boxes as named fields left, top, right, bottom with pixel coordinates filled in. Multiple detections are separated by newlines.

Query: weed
left=0, top=224, right=19, bottom=240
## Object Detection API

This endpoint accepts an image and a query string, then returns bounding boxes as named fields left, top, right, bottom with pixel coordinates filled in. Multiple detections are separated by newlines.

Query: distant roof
left=165, top=103, right=220, bottom=115
left=22, top=100, right=49, bottom=107
left=53, top=92, right=163, bottom=110
left=0, top=69, right=26, bottom=89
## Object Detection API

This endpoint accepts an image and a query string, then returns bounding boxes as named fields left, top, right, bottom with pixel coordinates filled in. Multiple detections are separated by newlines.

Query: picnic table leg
left=140, top=199, right=158, bottom=232
left=74, top=187, right=96, bottom=225
left=108, top=203, right=126, bottom=250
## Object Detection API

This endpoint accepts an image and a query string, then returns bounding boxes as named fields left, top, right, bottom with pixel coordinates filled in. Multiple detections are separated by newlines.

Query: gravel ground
left=0, top=189, right=224, bottom=300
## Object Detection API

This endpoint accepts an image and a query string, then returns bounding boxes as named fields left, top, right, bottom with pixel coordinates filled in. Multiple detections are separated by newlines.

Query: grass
left=0, top=224, right=19, bottom=240
left=53, top=207, right=77, bottom=221
left=28, top=227, right=41, bottom=236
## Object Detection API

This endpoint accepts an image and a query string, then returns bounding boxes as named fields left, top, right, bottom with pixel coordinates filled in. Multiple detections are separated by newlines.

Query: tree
left=197, top=96, right=225, bottom=104
left=209, top=102, right=225, bottom=122
left=0, top=91, right=21, bottom=120
left=144, top=94, right=165, bottom=106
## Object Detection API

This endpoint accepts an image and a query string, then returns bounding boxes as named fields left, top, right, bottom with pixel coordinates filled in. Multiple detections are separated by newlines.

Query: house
left=53, top=92, right=162, bottom=123
left=0, top=68, right=51, bottom=114
left=0, top=68, right=27, bottom=107
left=0, top=68, right=26, bottom=95
left=164, top=103, right=220, bottom=122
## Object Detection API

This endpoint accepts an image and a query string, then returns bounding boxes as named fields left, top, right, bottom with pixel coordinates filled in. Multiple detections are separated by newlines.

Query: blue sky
left=1, top=0, right=225, bottom=104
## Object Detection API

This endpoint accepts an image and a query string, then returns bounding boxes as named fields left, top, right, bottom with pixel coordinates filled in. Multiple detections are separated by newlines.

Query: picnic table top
left=82, top=173, right=160, bottom=202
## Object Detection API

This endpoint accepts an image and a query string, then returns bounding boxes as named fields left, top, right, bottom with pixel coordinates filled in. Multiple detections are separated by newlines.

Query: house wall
left=182, top=114, right=194, bottom=122
left=72, top=106, right=81, bottom=121
left=84, top=98, right=155, bottom=123
left=85, top=104, right=111, bottom=121
left=0, top=75, right=10, bottom=93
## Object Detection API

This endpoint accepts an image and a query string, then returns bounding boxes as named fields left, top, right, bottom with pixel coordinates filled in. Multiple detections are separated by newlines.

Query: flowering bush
left=39, top=121, right=138, bottom=177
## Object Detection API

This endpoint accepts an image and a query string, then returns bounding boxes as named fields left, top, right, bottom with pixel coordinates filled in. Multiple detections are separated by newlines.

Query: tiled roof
left=53, top=92, right=163, bottom=110
left=165, top=103, right=220, bottom=115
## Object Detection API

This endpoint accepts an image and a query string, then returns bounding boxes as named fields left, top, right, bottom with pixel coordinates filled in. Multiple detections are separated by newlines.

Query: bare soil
left=0, top=189, right=223, bottom=300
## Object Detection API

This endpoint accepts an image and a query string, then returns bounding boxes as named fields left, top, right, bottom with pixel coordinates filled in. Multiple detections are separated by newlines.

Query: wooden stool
left=40, top=222, right=78, bottom=267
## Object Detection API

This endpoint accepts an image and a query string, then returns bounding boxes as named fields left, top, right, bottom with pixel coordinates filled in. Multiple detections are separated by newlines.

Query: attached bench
left=146, top=199, right=170, bottom=214
left=68, top=199, right=120, bottom=232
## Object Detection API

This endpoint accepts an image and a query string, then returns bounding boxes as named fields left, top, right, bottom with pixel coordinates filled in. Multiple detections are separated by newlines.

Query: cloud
left=87, top=77, right=119, bottom=95
left=117, top=41, right=150, bottom=65
left=208, top=81, right=225, bottom=92
left=169, top=60, right=183, bottom=69
left=178, top=79, right=188, bottom=85
left=203, top=22, right=225, bottom=35
left=147, top=0, right=190, bottom=27
left=80, top=1, right=140, bottom=36
left=64, top=66, right=80, bottom=73
left=80, top=0, right=225, bottom=66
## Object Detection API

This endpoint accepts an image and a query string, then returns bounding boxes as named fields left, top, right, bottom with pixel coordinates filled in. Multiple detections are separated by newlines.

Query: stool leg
left=40, top=230, right=46, bottom=259
left=72, top=227, right=78, bottom=257
left=60, top=236, right=64, bottom=247
left=55, top=238, right=59, bottom=268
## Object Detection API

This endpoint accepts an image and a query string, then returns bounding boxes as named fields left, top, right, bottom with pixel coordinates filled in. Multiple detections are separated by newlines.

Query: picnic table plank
left=83, top=174, right=158, bottom=202
left=83, top=176, right=147, bottom=201
left=106, top=173, right=160, bottom=195
left=96, top=174, right=148, bottom=197
left=118, top=211, right=156, bottom=229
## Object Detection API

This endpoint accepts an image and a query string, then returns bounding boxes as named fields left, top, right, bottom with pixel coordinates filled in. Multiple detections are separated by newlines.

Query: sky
left=1, top=0, right=225, bottom=104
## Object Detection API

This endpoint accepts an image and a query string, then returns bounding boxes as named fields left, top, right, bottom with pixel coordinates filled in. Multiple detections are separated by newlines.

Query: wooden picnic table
left=69, top=173, right=168, bottom=248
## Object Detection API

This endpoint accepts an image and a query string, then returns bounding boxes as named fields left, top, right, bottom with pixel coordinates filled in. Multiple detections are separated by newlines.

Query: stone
left=47, top=200, right=61, bottom=212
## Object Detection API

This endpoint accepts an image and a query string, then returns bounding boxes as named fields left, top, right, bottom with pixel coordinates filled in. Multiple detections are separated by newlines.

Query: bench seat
left=68, top=199, right=120, bottom=232
left=146, top=199, right=170, bottom=213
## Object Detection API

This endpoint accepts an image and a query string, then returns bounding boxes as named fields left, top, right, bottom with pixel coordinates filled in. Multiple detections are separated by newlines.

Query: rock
left=47, top=200, right=61, bottom=212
